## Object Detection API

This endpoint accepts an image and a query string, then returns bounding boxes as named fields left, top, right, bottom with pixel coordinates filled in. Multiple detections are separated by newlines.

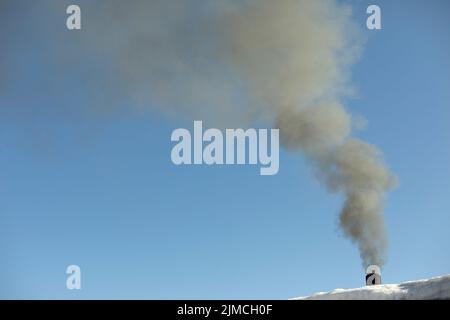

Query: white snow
left=291, top=274, right=450, bottom=300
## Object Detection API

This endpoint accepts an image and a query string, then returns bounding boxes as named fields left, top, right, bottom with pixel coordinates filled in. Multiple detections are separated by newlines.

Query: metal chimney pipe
left=366, top=265, right=381, bottom=285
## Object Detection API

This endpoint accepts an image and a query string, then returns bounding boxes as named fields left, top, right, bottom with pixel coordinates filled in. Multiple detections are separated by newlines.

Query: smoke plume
left=18, top=0, right=398, bottom=266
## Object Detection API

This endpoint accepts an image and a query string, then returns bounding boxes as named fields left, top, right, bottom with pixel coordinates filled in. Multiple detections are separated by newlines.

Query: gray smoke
left=25, top=0, right=398, bottom=266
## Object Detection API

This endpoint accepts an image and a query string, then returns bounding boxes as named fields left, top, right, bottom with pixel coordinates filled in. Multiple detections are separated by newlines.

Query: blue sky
left=0, top=0, right=449, bottom=299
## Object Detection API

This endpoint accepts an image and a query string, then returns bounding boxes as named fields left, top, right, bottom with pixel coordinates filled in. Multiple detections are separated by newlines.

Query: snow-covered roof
left=291, top=274, right=450, bottom=300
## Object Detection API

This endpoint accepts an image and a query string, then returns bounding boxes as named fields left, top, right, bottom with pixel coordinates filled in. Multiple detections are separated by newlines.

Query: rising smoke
left=26, top=0, right=399, bottom=266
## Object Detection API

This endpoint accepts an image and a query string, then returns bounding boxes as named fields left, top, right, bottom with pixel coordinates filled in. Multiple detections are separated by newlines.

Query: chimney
left=366, top=265, right=381, bottom=285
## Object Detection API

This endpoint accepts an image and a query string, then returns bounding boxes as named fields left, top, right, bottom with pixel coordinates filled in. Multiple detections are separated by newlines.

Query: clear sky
left=0, top=0, right=449, bottom=299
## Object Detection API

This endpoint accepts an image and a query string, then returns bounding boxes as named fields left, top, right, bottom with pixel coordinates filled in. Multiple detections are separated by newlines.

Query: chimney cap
left=366, top=265, right=381, bottom=275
